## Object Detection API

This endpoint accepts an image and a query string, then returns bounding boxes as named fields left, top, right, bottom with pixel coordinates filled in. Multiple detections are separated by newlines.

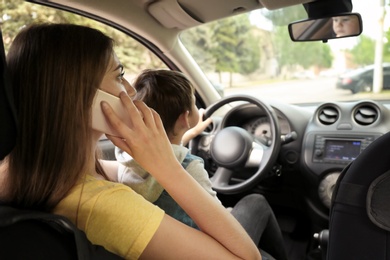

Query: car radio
left=312, top=135, right=378, bottom=164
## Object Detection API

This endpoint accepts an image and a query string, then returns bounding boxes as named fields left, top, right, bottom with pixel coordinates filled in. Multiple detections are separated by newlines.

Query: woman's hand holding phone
left=100, top=91, right=182, bottom=177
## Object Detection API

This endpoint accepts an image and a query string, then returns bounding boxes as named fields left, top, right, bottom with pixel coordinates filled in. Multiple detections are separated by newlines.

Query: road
left=224, top=77, right=353, bottom=104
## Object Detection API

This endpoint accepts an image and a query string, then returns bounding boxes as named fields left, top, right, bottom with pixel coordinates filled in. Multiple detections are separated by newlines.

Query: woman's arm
left=141, top=214, right=253, bottom=260
left=185, top=158, right=220, bottom=202
left=143, top=167, right=260, bottom=259
left=101, top=92, right=261, bottom=260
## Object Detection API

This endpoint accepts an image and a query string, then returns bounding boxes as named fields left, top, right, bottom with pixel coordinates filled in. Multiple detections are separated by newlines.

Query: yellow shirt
left=53, top=175, right=164, bottom=259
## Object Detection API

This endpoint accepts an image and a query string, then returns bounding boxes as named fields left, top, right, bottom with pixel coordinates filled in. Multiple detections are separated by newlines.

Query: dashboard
left=194, top=98, right=390, bottom=222
left=243, top=116, right=291, bottom=140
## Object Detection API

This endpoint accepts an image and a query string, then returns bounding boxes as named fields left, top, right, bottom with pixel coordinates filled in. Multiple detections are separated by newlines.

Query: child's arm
left=102, top=148, right=165, bottom=202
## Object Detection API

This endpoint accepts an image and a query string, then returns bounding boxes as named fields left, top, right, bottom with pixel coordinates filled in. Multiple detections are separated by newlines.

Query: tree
left=259, top=6, right=332, bottom=74
left=181, top=13, right=261, bottom=87
left=236, top=28, right=261, bottom=75
left=1, top=0, right=164, bottom=74
left=348, top=35, right=376, bottom=66
left=235, top=19, right=261, bottom=75
left=273, top=26, right=332, bottom=72
left=210, top=18, right=241, bottom=76
left=180, top=26, right=215, bottom=72
left=209, top=14, right=261, bottom=86
left=383, top=29, right=390, bottom=62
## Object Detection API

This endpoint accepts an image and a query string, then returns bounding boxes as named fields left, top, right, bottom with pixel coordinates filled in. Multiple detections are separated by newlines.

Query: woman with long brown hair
left=1, top=23, right=261, bottom=259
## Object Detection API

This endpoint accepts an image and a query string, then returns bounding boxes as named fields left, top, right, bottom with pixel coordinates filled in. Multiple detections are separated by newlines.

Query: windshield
left=180, top=2, right=390, bottom=104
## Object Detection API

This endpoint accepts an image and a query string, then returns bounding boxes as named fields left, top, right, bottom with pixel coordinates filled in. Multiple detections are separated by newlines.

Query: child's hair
left=133, top=69, right=195, bottom=135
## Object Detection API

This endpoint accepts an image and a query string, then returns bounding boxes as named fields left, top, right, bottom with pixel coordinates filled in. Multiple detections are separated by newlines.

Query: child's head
left=332, top=15, right=360, bottom=37
left=133, top=69, right=199, bottom=140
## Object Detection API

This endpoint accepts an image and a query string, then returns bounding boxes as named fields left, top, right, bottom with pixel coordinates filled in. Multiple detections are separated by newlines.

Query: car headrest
left=367, top=169, right=390, bottom=231
left=0, top=29, right=18, bottom=160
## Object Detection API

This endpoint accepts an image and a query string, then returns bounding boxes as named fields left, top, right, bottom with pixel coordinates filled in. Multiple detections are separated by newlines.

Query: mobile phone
left=92, top=89, right=130, bottom=137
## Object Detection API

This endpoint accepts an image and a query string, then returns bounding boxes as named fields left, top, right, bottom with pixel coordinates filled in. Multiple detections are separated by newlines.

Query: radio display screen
left=324, top=139, right=362, bottom=161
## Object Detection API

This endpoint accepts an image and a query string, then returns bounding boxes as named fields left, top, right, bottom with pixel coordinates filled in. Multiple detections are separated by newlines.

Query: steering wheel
left=191, top=95, right=281, bottom=194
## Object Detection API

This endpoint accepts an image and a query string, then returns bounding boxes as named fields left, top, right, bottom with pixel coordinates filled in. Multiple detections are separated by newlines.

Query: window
left=1, top=0, right=167, bottom=83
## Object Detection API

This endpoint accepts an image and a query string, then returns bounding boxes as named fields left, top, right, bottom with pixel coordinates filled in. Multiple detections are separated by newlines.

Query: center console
left=303, top=133, right=381, bottom=175
left=312, top=135, right=377, bottom=165
left=303, top=132, right=381, bottom=208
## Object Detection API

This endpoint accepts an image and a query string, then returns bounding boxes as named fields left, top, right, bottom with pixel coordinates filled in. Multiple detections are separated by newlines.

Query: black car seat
left=0, top=30, right=121, bottom=259
left=326, top=132, right=390, bottom=259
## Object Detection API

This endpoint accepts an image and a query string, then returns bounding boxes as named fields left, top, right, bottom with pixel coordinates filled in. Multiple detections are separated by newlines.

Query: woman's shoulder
left=54, top=174, right=162, bottom=220
left=79, top=174, right=144, bottom=202
left=54, top=175, right=165, bottom=259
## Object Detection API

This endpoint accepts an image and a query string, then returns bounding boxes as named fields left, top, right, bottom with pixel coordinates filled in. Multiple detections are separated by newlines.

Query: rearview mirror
left=288, top=13, right=362, bottom=42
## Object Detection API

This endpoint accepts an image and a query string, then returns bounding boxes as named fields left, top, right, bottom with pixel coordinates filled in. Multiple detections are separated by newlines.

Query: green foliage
left=183, top=8, right=332, bottom=79
left=349, top=35, right=375, bottom=65
left=262, top=5, right=333, bottom=71
left=237, top=29, right=261, bottom=74
left=273, top=26, right=332, bottom=69
left=180, top=26, right=215, bottom=72
left=181, top=14, right=261, bottom=77
left=212, top=15, right=261, bottom=75
left=0, top=0, right=164, bottom=74
left=211, top=18, right=240, bottom=73
left=383, top=30, right=390, bottom=62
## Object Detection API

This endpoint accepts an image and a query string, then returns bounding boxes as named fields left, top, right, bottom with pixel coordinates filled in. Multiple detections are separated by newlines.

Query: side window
left=1, top=0, right=168, bottom=84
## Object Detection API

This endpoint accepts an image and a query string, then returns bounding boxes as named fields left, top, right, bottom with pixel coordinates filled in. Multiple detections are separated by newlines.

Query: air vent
left=354, top=105, right=378, bottom=125
left=318, top=106, right=339, bottom=125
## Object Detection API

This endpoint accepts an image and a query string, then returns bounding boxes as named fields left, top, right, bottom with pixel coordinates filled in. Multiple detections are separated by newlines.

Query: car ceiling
left=31, top=0, right=315, bottom=30
left=26, top=0, right=319, bottom=57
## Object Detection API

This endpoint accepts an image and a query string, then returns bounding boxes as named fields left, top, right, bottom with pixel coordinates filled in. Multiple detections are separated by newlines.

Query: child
left=115, top=69, right=216, bottom=228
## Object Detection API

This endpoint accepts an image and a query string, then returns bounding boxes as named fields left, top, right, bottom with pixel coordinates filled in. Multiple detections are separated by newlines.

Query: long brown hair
left=6, top=23, right=113, bottom=210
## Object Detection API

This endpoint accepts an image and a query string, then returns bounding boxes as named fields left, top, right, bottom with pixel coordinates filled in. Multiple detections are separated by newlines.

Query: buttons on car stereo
left=312, top=135, right=378, bottom=164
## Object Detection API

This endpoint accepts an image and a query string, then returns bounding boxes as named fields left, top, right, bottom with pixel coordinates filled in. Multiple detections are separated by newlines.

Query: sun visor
left=148, top=1, right=202, bottom=29
left=259, top=0, right=314, bottom=10
left=148, top=0, right=265, bottom=29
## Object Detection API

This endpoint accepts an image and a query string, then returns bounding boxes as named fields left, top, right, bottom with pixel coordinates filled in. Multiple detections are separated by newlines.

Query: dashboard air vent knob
left=354, top=105, right=378, bottom=125
left=318, top=106, right=339, bottom=125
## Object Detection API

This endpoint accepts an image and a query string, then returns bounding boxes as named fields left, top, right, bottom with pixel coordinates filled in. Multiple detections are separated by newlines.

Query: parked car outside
left=336, top=63, right=390, bottom=93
